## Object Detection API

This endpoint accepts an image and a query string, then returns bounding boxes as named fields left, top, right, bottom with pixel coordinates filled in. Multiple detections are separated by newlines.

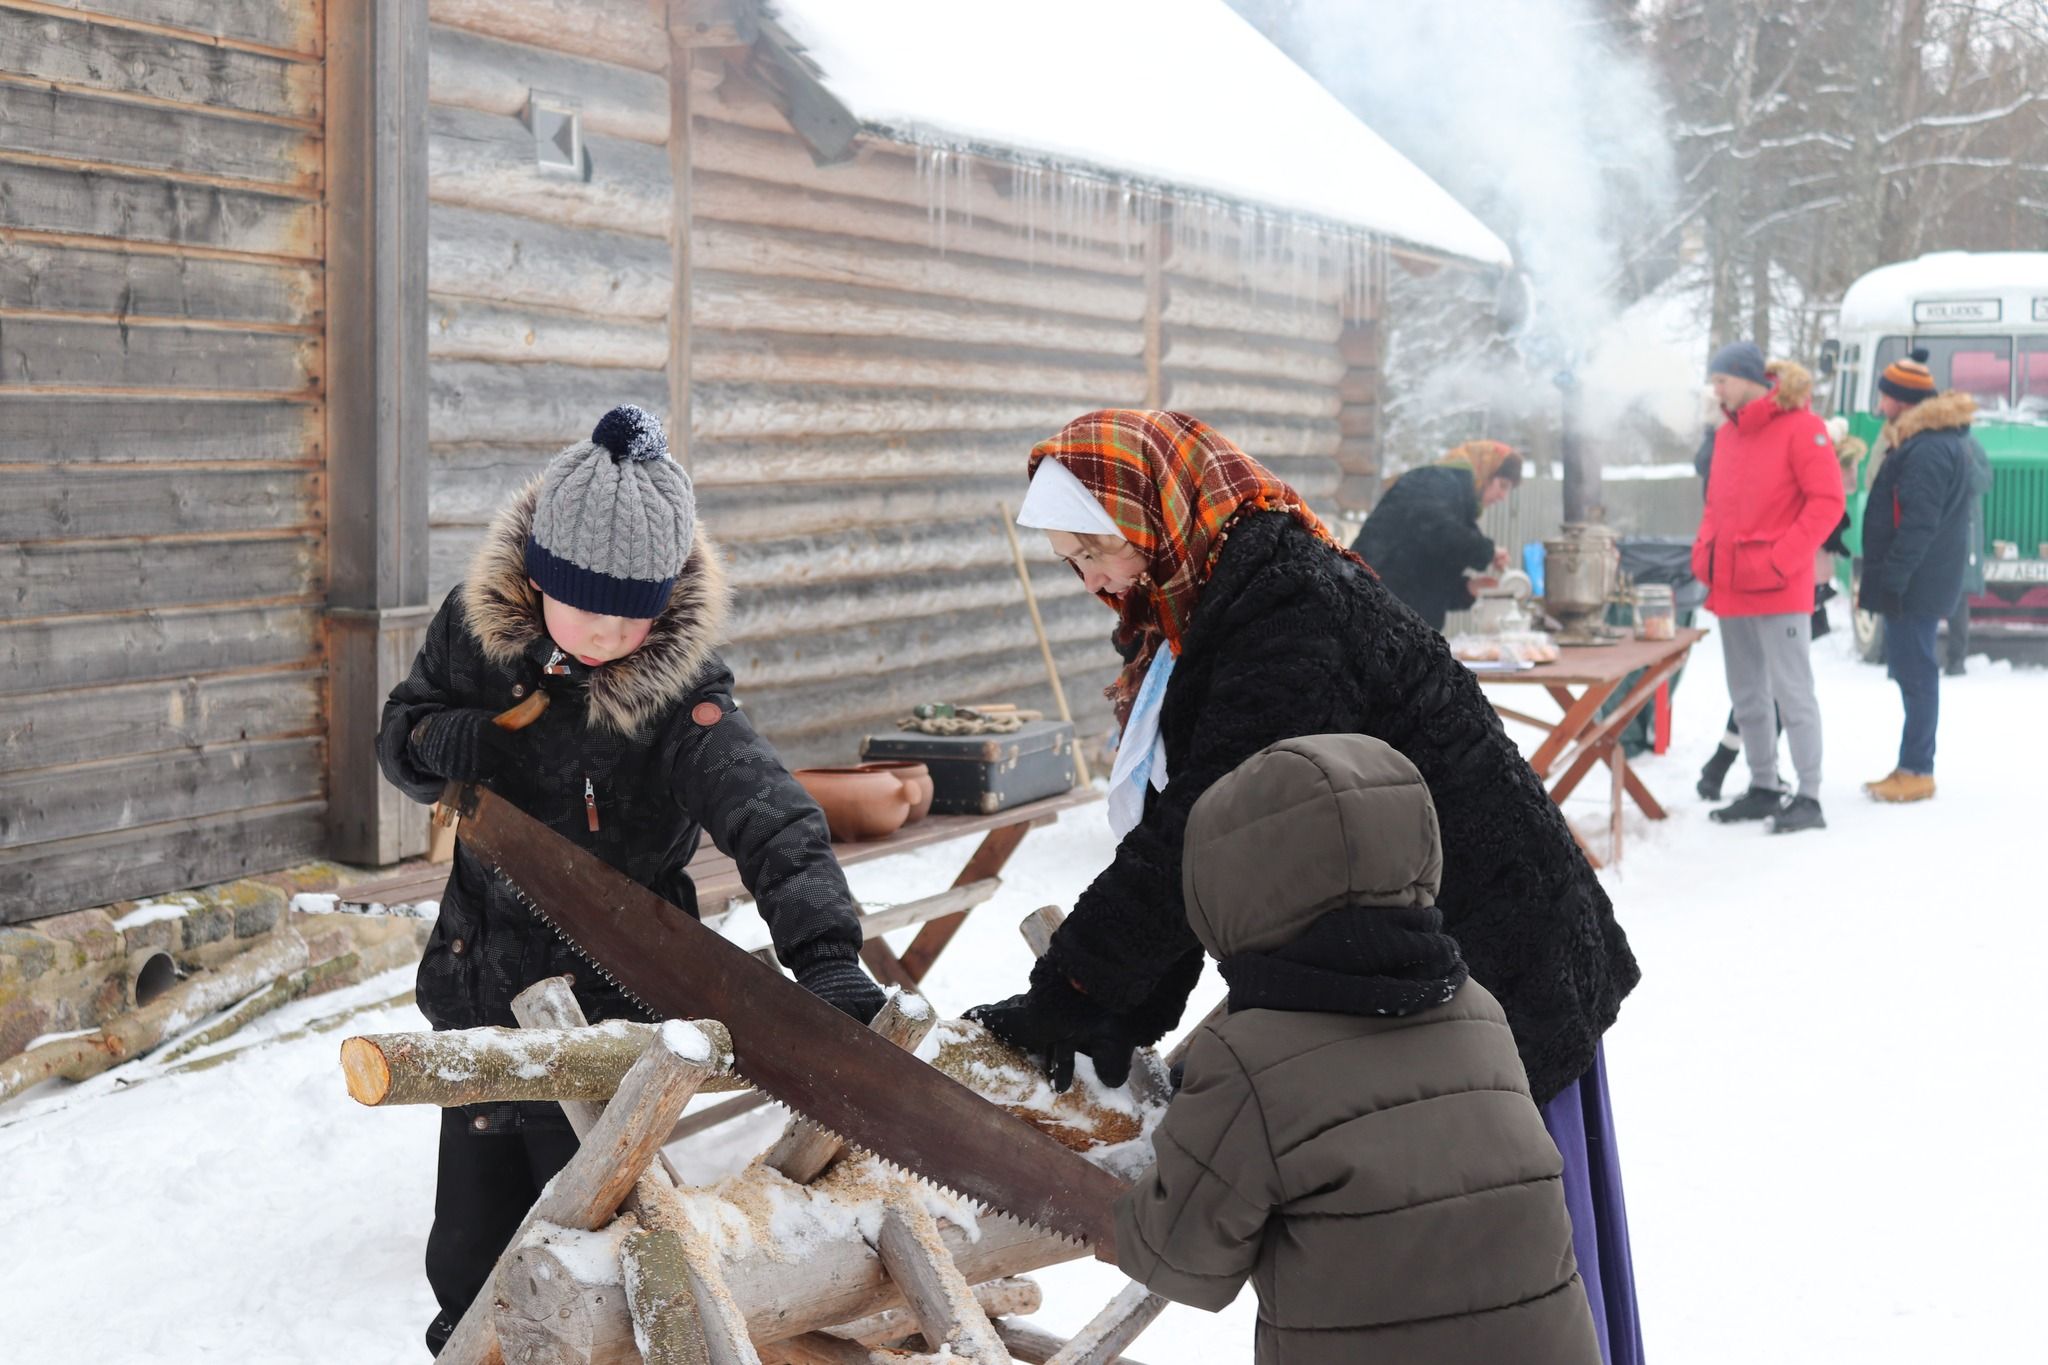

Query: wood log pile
left=340, top=907, right=1174, bottom=1364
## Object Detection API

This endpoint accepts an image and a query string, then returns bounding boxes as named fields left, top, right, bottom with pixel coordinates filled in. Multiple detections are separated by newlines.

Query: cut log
left=439, top=1022, right=732, bottom=1365
left=763, top=990, right=936, bottom=1184
left=873, top=1195, right=1010, bottom=1363
left=821, top=1277, right=1042, bottom=1348
left=509, top=982, right=756, bottom=1362
left=341, top=1021, right=748, bottom=1108
left=496, top=1221, right=645, bottom=1365
left=622, top=1226, right=717, bottom=1365
left=0, top=929, right=308, bottom=1102
left=159, top=950, right=363, bottom=1064
left=1042, top=1283, right=1168, bottom=1365
left=1018, top=906, right=1170, bottom=1111
left=993, top=1319, right=1156, bottom=1365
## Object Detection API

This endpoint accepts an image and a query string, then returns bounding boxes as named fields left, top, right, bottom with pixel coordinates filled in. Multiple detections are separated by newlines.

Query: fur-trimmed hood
left=460, top=479, right=731, bottom=736
left=1765, top=359, right=1813, bottom=411
left=1885, top=389, right=1978, bottom=445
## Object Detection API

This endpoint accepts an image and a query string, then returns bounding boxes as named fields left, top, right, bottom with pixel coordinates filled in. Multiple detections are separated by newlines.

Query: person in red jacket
left=1690, top=342, right=1845, bottom=834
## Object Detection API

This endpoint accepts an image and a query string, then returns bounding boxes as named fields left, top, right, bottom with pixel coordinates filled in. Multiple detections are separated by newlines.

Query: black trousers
left=424, top=1110, right=580, bottom=1355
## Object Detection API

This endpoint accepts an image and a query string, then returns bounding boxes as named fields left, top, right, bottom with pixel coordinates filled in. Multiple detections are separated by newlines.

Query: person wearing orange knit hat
left=1859, top=349, right=1990, bottom=803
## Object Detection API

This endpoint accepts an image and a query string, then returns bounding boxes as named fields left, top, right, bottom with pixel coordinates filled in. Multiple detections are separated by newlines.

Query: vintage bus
left=1821, top=251, right=2048, bottom=659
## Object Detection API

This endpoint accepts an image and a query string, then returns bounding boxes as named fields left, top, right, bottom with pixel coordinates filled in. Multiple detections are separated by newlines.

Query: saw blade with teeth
left=450, top=781, right=1126, bottom=1257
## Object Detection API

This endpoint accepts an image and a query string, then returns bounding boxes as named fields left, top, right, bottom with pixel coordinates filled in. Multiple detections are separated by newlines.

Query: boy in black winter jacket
left=377, top=405, right=883, bottom=1355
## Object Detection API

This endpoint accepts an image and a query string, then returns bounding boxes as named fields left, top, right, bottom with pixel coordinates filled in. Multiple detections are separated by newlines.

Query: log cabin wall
left=0, top=0, right=329, bottom=923
left=421, top=0, right=677, bottom=602
left=671, top=59, right=1369, bottom=767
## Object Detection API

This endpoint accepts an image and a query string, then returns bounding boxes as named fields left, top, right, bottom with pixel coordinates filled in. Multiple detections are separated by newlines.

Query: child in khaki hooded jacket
left=1115, top=734, right=1600, bottom=1365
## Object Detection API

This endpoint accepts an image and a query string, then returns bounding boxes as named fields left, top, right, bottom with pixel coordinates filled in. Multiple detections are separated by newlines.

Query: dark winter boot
left=1696, top=745, right=1738, bottom=801
left=1710, top=786, right=1787, bottom=823
left=1768, top=794, right=1827, bottom=834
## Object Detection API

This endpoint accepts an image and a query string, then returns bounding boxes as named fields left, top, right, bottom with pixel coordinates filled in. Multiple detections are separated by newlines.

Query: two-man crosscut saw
left=447, top=781, right=1126, bottom=1258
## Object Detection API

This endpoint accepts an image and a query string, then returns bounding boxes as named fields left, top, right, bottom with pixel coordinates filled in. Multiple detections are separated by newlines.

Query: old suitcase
left=860, top=721, right=1078, bottom=815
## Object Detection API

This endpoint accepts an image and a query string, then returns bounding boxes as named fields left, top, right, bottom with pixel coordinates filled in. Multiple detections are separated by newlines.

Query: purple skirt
left=1540, top=1042, right=1645, bottom=1365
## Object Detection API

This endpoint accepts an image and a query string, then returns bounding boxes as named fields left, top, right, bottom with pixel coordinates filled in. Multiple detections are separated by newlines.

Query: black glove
left=966, top=980, right=1145, bottom=1093
left=406, top=708, right=519, bottom=783
left=789, top=947, right=886, bottom=1024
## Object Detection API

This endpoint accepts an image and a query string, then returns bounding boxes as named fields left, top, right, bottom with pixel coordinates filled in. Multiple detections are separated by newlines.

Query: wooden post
left=1142, top=214, right=1167, bottom=409
left=1043, top=1282, right=1168, bottom=1365
left=623, top=1226, right=717, bottom=1365
left=874, top=1195, right=1011, bottom=1363
left=324, top=0, right=432, bottom=865
left=998, top=506, right=1092, bottom=786
left=440, top=1025, right=731, bottom=1365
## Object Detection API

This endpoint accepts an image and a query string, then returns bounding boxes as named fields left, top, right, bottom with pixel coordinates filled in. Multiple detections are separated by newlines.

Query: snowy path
left=2, top=617, right=2041, bottom=1362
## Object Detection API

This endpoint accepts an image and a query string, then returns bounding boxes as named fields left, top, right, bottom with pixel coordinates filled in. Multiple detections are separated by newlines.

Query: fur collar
left=1765, top=359, right=1812, bottom=411
left=461, top=479, right=731, bottom=737
left=1885, top=389, right=1977, bottom=445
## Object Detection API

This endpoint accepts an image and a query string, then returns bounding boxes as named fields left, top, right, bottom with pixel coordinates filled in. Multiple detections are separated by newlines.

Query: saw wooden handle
left=492, top=689, right=550, bottom=730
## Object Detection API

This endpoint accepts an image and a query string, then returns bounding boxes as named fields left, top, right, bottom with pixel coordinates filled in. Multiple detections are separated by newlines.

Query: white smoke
left=1244, top=0, right=1696, bottom=450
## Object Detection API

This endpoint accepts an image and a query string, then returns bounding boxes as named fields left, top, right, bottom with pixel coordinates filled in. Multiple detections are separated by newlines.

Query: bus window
left=2020, top=337, right=2048, bottom=421
left=1870, top=335, right=2014, bottom=411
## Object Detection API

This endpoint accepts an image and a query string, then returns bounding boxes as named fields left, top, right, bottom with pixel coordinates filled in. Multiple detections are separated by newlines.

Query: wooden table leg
left=1610, top=740, right=1626, bottom=866
left=1529, top=682, right=1621, bottom=778
left=895, top=820, right=1036, bottom=984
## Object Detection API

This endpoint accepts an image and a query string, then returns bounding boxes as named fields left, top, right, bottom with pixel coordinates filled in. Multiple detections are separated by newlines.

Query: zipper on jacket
left=544, top=646, right=570, bottom=676
left=583, top=773, right=600, bottom=833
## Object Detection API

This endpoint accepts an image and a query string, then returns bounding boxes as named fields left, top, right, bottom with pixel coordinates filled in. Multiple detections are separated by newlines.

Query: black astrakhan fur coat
left=1035, top=512, right=1639, bottom=1103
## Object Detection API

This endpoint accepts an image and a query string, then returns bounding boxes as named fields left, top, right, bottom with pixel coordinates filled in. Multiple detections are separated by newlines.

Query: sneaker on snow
left=1867, top=771, right=1936, bottom=803
left=1710, top=786, right=1786, bottom=823
left=1767, top=794, right=1826, bottom=834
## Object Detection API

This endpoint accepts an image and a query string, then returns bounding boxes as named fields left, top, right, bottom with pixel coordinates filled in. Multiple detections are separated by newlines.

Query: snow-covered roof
left=770, top=0, right=1513, bottom=268
left=1837, top=251, right=2048, bottom=334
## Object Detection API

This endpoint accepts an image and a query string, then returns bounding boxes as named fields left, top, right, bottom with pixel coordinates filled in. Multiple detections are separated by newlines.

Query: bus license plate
left=1984, top=559, right=2048, bottom=583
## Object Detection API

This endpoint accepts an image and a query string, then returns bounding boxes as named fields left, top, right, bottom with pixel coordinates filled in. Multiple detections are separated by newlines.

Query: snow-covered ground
left=3, top=615, right=2042, bottom=1362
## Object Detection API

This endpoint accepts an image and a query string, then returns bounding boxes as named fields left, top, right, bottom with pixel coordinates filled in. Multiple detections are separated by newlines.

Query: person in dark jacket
left=966, top=411, right=1642, bottom=1358
left=377, top=405, right=884, bottom=1355
left=1350, top=439, right=1522, bottom=631
left=1116, top=733, right=1604, bottom=1365
left=1857, top=352, right=1986, bottom=803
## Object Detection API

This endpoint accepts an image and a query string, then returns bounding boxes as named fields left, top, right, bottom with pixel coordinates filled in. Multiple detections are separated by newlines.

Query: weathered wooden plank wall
left=421, top=0, right=677, bottom=604
left=0, top=0, right=328, bottom=922
left=418, top=5, right=1377, bottom=772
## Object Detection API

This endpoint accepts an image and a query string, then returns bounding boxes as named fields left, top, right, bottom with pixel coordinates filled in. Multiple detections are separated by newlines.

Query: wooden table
left=1474, top=628, right=1708, bottom=870
left=332, top=785, right=1103, bottom=990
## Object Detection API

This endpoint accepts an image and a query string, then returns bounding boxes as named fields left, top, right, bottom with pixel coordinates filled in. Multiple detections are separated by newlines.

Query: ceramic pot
left=793, top=767, right=911, bottom=842
left=858, top=761, right=934, bottom=823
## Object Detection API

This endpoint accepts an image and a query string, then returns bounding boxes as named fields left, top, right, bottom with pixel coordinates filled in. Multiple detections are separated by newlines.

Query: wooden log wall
left=422, top=0, right=675, bottom=621
left=0, top=0, right=329, bottom=923
left=419, top=7, right=1381, bottom=770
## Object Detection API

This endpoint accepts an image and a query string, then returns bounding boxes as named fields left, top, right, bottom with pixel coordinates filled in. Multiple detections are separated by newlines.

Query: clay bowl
left=793, top=767, right=911, bottom=842
left=858, top=761, right=934, bottom=823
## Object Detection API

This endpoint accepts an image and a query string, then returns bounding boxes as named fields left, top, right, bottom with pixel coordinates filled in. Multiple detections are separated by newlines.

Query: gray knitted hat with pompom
left=524, top=405, right=695, bottom=619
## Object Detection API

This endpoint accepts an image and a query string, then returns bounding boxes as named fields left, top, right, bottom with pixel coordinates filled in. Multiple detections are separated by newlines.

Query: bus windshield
left=1871, top=334, right=2024, bottom=417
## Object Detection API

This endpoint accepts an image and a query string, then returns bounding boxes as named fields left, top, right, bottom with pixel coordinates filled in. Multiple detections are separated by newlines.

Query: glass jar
left=1635, top=583, right=1676, bottom=641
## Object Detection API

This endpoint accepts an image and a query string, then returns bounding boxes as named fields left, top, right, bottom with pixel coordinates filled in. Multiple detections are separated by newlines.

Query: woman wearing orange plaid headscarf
left=969, top=414, right=1641, bottom=1324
